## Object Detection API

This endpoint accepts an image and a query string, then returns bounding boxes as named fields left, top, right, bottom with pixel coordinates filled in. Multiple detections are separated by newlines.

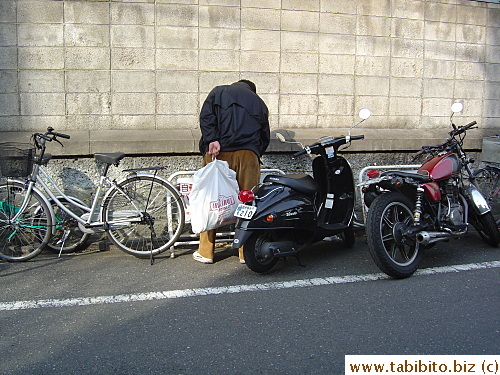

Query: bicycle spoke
left=104, top=176, right=184, bottom=257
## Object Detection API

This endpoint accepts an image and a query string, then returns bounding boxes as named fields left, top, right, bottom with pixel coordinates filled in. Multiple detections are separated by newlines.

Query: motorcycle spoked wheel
left=243, top=232, right=279, bottom=273
left=469, top=210, right=500, bottom=247
left=366, top=192, right=423, bottom=278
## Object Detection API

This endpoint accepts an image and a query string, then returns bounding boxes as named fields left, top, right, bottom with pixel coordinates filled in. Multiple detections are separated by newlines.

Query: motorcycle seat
left=382, top=170, right=431, bottom=182
left=264, top=173, right=319, bottom=195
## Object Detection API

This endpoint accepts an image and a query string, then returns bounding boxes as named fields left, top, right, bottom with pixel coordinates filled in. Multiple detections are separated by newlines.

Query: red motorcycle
left=359, top=103, right=499, bottom=278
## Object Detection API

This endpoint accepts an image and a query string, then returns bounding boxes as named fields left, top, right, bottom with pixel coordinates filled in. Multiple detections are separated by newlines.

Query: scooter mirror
left=359, top=108, right=371, bottom=120
left=276, top=133, right=286, bottom=142
left=451, top=102, right=463, bottom=113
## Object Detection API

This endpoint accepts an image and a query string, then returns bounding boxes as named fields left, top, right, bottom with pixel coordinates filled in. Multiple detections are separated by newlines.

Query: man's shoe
left=239, top=259, right=245, bottom=264
left=193, top=251, right=213, bottom=264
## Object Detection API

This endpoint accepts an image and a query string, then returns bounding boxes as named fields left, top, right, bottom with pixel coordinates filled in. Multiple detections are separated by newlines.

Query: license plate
left=234, top=204, right=257, bottom=219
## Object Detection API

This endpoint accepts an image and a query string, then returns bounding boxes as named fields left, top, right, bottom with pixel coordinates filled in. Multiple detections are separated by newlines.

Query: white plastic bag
left=189, top=159, right=239, bottom=234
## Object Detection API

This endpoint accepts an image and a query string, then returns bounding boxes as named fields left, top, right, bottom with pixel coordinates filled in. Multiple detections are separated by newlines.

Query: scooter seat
left=264, top=174, right=319, bottom=195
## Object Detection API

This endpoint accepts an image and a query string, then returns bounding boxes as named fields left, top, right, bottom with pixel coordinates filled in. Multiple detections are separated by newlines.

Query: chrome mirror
left=451, top=102, right=464, bottom=113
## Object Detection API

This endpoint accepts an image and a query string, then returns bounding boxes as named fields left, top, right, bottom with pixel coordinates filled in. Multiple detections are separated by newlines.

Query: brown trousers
left=197, top=150, right=260, bottom=261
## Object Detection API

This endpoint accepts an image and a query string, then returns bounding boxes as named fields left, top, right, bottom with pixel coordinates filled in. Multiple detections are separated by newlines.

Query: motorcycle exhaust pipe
left=416, top=231, right=453, bottom=246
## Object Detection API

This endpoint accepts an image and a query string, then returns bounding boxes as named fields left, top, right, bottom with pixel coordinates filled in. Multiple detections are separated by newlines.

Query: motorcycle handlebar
left=414, top=120, right=478, bottom=160
left=462, top=120, right=477, bottom=131
left=450, top=120, right=477, bottom=137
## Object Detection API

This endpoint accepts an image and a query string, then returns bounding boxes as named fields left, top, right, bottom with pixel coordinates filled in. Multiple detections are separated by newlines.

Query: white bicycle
left=0, top=127, right=185, bottom=262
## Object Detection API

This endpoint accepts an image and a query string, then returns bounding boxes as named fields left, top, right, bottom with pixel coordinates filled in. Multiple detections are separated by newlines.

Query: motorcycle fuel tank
left=418, top=152, right=460, bottom=181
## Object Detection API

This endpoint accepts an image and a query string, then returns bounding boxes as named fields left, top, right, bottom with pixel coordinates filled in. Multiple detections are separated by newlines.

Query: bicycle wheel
left=473, top=167, right=500, bottom=223
left=102, top=175, right=185, bottom=257
left=0, top=180, right=53, bottom=261
left=45, top=197, right=90, bottom=254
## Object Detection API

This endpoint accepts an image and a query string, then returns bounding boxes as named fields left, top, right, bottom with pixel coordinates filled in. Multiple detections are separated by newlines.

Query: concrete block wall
left=0, top=0, right=499, bottom=156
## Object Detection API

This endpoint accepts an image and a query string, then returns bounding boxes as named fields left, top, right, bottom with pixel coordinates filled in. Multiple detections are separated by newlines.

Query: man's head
left=238, top=79, right=257, bottom=93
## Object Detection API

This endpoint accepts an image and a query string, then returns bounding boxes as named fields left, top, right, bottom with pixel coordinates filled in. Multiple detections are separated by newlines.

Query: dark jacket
left=199, top=82, right=270, bottom=158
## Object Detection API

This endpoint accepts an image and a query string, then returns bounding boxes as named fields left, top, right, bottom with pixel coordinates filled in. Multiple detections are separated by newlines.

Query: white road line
left=1, top=261, right=499, bottom=311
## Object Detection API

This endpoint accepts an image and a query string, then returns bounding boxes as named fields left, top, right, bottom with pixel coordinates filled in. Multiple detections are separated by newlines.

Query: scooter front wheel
left=244, top=232, right=279, bottom=273
left=341, top=224, right=355, bottom=247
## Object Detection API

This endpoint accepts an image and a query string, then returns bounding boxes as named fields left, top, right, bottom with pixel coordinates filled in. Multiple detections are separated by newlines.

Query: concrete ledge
left=0, top=128, right=491, bottom=157
left=89, top=129, right=199, bottom=155
left=0, top=131, right=91, bottom=156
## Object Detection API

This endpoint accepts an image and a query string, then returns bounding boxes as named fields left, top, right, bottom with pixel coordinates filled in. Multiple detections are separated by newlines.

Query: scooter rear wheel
left=244, top=232, right=279, bottom=273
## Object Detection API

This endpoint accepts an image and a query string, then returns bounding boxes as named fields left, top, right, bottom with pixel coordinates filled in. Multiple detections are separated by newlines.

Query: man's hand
left=208, top=141, right=220, bottom=159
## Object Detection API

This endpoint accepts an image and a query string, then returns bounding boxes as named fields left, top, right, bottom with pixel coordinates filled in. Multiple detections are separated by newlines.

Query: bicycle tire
left=0, top=180, right=53, bottom=262
left=102, top=174, right=185, bottom=257
left=45, top=197, right=90, bottom=254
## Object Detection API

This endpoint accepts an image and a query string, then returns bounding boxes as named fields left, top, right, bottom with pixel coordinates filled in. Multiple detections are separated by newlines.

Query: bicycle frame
left=48, top=169, right=150, bottom=231
left=9, top=163, right=148, bottom=235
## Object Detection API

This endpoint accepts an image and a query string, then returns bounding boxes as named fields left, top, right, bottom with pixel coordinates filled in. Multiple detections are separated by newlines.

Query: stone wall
left=0, top=0, right=499, bottom=157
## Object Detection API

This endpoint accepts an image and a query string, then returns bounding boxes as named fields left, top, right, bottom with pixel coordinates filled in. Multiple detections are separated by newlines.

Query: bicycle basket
left=0, top=142, right=35, bottom=178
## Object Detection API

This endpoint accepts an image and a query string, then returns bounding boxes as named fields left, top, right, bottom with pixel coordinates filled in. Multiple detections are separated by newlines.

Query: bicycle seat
left=94, top=153, right=125, bottom=165
left=264, top=173, right=319, bottom=195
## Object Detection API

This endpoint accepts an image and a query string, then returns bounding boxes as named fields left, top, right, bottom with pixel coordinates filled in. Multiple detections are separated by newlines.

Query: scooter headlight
left=238, top=190, right=255, bottom=203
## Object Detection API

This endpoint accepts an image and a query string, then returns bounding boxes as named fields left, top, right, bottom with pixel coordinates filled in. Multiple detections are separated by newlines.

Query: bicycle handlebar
left=33, top=127, right=71, bottom=150
left=46, top=127, right=71, bottom=139
left=51, top=131, right=71, bottom=139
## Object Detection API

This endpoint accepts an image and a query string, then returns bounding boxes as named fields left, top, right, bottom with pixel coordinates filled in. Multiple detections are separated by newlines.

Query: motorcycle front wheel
left=469, top=211, right=499, bottom=246
left=366, top=192, right=423, bottom=278
left=243, top=232, right=279, bottom=273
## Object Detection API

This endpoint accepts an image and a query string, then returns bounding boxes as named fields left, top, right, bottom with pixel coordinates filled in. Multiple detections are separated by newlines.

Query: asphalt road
left=1, top=230, right=499, bottom=375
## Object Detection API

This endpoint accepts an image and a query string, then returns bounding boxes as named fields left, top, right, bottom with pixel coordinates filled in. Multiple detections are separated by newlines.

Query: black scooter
left=233, top=109, right=371, bottom=273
